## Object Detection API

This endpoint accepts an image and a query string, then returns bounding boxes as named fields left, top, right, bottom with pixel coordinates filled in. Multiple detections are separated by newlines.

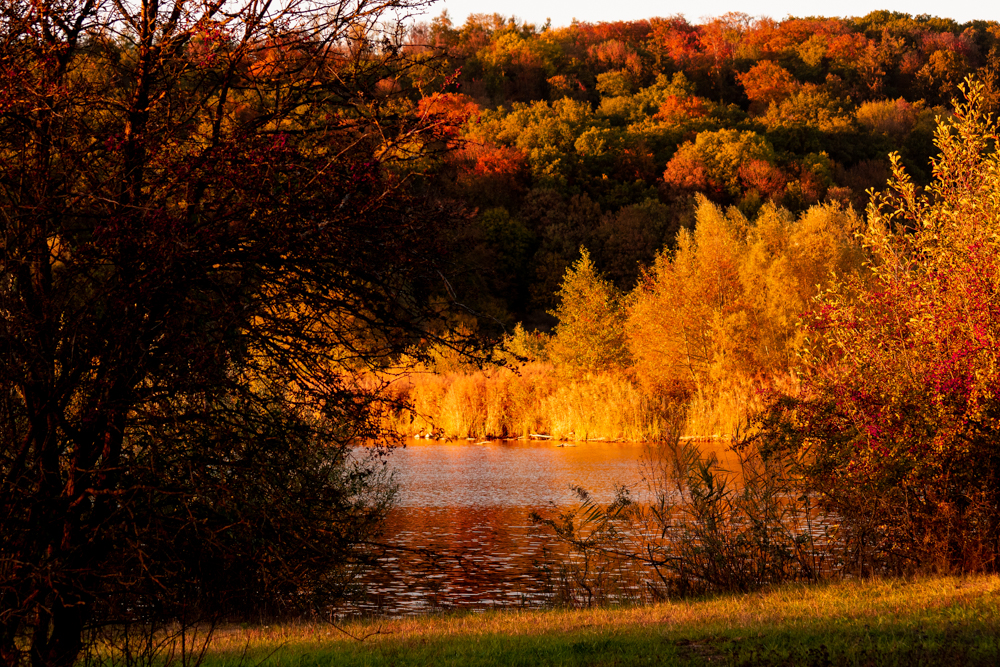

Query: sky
left=418, top=0, right=1000, bottom=29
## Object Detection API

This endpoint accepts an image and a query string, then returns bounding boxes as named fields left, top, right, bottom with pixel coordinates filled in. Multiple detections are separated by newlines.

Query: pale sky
left=420, top=0, right=1000, bottom=29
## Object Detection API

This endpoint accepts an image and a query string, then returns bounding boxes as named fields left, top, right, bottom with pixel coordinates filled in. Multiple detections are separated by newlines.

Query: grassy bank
left=180, top=575, right=1000, bottom=666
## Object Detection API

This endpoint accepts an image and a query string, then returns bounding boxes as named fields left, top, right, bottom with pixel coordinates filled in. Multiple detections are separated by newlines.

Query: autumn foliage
left=0, top=0, right=473, bottom=663
left=764, top=80, right=1000, bottom=572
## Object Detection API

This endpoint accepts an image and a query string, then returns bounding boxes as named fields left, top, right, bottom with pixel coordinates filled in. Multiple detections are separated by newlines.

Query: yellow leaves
left=548, top=248, right=631, bottom=375
left=627, top=198, right=864, bottom=398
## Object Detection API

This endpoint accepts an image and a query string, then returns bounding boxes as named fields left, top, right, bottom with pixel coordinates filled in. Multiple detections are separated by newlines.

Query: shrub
left=766, top=79, right=1000, bottom=574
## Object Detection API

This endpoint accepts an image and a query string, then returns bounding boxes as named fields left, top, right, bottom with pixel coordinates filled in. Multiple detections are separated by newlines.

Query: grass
left=184, top=575, right=1000, bottom=666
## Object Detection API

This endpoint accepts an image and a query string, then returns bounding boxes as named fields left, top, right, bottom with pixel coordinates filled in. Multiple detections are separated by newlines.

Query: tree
left=627, top=198, right=862, bottom=428
left=662, top=129, right=776, bottom=200
left=548, top=248, right=630, bottom=374
left=737, top=60, right=801, bottom=112
left=765, top=80, right=1000, bottom=573
left=0, top=0, right=466, bottom=663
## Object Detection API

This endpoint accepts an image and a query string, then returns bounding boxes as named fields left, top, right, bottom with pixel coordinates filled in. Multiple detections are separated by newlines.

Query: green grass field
left=185, top=575, right=1000, bottom=666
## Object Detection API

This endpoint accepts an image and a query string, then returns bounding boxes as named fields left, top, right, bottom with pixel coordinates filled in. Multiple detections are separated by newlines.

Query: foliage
left=388, top=361, right=678, bottom=441
left=738, top=60, right=802, bottom=111
left=502, top=323, right=550, bottom=363
left=415, top=11, right=1000, bottom=324
left=766, top=79, right=1000, bottom=573
left=0, top=0, right=472, bottom=664
left=531, top=427, right=827, bottom=601
left=637, top=437, right=827, bottom=595
left=663, top=129, right=776, bottom=199
left=627, top=198, right=863, bottom=433
left=590, top=199, right=681, bottom=289
left=548, top=249, right=631, bottom=375
left=855, top=97, right=919, bottom=137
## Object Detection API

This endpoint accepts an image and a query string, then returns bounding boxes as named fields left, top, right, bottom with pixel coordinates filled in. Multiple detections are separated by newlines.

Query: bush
left=764, top=79, right=1000, bottom=574
left=531, top=425, right=828, bottom=602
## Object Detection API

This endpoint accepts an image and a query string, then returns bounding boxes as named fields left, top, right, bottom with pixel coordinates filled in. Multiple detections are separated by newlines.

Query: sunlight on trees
left=548, top=249, right=631, bottom=374
left=771, top=79, right=1000, bottom=572
left=663, top=129, right=776, bottom=199
left=628, top=197, right=863, bottom=431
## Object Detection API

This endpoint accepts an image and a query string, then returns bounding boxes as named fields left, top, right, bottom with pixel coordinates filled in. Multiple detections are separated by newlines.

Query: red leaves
left=417, top=92, right=480, bottom=141
left=451, top=142, right=528, bottom=196
left=647, top=16, right=701, bottom=67
left=737, top=61, right=801, bottom=112
left=783, top=82, right=1000, bottom=569
left=662, top=153, right=717, bottom=196
left=738, top=159, right=788, bottom=198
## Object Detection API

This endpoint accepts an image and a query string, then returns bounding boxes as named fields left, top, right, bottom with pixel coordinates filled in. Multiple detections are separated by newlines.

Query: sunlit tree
left=548, top=249, right=630, bottom=374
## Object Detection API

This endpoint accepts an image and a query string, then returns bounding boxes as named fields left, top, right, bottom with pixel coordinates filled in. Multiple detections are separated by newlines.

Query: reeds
left=384, top=362, right=797, bottom=442
left=384, top=363, right=682, bottom=442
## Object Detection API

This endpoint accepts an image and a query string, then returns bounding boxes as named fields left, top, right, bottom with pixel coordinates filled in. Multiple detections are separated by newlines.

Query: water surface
left=354, top=438, right=733, bottom=615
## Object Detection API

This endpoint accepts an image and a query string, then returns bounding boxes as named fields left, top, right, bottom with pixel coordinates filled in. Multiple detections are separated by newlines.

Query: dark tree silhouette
left=0, top=0, right=466, bottom=663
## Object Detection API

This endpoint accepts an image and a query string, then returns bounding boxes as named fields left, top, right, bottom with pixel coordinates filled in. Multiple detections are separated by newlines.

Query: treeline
left=404, top=11, right=1000, bottom=325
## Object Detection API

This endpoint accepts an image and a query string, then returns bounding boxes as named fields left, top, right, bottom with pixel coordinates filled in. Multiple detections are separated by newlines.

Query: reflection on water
left=360, top=506, right=551, bottom=614
left=393, top=439, right=648, bottom=507
left=352, top=438, right=735, bottom=615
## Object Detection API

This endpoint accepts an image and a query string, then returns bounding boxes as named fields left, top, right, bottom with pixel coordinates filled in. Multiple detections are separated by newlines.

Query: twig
left=326, top=616, right=390, bottom=643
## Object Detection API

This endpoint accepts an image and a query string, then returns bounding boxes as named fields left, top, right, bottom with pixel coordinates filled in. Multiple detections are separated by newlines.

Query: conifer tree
left=548, top=248, right=631, bottom=374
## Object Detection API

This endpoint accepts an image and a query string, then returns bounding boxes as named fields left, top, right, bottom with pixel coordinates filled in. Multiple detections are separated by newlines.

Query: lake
left=351, top=438, right=735, bottom=615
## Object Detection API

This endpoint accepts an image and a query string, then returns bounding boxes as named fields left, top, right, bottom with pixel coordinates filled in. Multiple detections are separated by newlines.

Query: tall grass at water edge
left=385, top=363, right=674, bottom=441
left=385, top=363, right=779, bottom=441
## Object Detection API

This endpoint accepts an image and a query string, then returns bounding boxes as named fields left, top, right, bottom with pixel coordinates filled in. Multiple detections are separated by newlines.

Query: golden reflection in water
left=354, top=438, right=741, bottom=614
left=396, top=439, right=651, bottom=506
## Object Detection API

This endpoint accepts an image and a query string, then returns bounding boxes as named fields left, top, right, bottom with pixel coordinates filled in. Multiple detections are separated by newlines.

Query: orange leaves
left=855, top=98, right=917, bottom=137
left=662, top=129, right=776, bottom=200
left=662, top=151, right=717, bottom=196
left=588, top=39, right=642, bottom=76
left=451, top=142, right=529, bottom=198
left=647, top=16, right=701, bottom=67
left=738, top=159, right=789, bottom=198
left=548, top=248, right=630, bottom=375
left=247, top=37, right=315, bottom=80
left=737, top=61, right=801, bottom=112
left=464, top=143, right=528, bottom=178
left=418, top=92, right=481, bottom=141
left=654, top=95, right=708, bottom=123
left=546, top=74, right=587, bottom=100
left=628, top=198, right=863, bottom=404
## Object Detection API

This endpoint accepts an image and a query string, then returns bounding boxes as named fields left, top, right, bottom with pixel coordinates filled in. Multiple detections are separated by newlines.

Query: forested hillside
left=404, top=11, right=1000, bottom=324
left=376, top=11, right=1000, bottom=443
